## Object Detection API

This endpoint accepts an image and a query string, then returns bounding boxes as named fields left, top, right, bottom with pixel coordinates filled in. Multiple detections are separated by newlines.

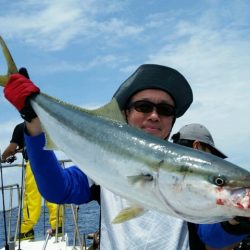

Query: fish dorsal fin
left=88, top=98, right=125, bottom=123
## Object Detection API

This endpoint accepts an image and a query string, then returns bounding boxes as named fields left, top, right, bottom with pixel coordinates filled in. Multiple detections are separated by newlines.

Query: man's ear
left=193, top=140, right=201, bottom=150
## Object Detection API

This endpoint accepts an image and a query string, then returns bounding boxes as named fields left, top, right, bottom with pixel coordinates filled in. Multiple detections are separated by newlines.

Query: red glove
left=4, top=73, right=40, bottom=111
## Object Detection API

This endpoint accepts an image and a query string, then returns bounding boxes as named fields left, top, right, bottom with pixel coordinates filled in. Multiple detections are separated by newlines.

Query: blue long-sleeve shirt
left=25, top=132, right=90, bottom=204
left=197, top=223, right=247, bottom=248
left=25, top=132, right=247, bottom=249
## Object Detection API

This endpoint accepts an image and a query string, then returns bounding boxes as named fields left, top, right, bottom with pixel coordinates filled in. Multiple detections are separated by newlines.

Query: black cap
left=113, top=64, right=193, bottom=117
left=173, top=123, right=227, bottom=159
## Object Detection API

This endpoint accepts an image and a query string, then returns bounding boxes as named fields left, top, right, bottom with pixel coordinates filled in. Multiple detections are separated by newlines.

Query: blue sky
left=0, top=0, right=250, bottom=208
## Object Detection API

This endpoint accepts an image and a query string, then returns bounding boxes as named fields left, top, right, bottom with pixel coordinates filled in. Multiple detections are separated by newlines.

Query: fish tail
left=0, top=36, right=18, bottom=86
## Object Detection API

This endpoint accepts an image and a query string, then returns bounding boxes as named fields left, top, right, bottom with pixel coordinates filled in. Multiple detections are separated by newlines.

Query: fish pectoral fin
left=112, top=206, right=146, bottom=224
left=127, top=174, right=154, bottom=185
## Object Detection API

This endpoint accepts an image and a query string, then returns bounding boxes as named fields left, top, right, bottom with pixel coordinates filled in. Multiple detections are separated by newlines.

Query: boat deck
left=0, top=234, right=87, bottom=250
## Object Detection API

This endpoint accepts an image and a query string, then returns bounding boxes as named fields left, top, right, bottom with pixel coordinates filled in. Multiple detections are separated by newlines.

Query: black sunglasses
left=127, top=100, right=176, bottom=117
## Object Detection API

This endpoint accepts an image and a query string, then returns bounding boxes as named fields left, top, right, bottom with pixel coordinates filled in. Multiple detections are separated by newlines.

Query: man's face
left=193, top=141, right=212, bottom=154
left=125, top=89, right=175, bottom=139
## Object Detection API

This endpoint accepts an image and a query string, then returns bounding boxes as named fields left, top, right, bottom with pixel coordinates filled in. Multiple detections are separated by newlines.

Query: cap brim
left=209, top=144, right=227, bottom=159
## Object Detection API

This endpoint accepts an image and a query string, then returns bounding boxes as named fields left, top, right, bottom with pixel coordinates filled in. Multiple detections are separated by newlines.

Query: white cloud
left=0, top=1, right=86, bottom=50
left=144, top=9, right=250, bottom=170
left=39, top=54, right=123, bottom=74
left=0, top=0, right=139, bottom=51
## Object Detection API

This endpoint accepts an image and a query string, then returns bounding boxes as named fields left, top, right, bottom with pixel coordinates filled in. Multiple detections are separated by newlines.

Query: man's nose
left=147, top=108, right=160, bottom=120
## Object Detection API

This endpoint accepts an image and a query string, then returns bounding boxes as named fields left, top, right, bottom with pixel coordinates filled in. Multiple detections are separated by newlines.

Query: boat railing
left=43, top=159, right=90, bottom=249
left=59, top=159, right=85, bottom=250
left=1, top=159, right=95, bottom=250
left=0, top=182, right=22, bottom=243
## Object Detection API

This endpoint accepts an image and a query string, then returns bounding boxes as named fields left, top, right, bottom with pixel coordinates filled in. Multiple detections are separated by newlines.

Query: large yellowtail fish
left=1, top=36, right=250, bottom=224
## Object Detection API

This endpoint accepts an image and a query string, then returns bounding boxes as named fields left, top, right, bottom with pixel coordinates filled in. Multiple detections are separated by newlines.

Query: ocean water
left=0, top=201, right=100, bottom=248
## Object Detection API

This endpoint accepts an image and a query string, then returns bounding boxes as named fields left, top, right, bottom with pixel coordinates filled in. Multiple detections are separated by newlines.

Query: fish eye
left=213, top=176, right=227, bottom=187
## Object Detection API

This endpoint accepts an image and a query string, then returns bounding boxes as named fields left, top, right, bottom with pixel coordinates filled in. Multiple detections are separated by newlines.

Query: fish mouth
left=231, top=188, right=250, bottom=209
left=217, top=188, right=250, bottom=210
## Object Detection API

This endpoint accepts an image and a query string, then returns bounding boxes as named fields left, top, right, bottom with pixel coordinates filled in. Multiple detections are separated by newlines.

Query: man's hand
left=233, top=216, right=250, bottom=231
left=221, top=217, right=250, bottom=235
left=4, top=70, right=40, bottom=122
left=1, top=155, right=16, bottom=163
left=5, top=155, right=17, bottom=163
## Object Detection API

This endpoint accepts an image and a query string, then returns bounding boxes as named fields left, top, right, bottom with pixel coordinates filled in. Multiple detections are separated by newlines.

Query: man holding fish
left=1, top=39, right=250, bottom=249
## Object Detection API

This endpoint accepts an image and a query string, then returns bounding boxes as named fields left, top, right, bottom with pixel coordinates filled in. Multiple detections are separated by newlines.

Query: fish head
left=211, top=162, right=250, bottom=212
left=157, top=148, right=250, bottom=223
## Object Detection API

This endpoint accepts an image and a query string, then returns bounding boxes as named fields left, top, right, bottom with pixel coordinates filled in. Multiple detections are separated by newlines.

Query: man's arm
left=1, top=142, right=18, bottom=162
left=3, top=73, right=91, bottom=204
left=25, top=131, right=91, bottom=204
left=25, top=117, right=43, bottom=136
left=197, top=223, right=248, bottom=250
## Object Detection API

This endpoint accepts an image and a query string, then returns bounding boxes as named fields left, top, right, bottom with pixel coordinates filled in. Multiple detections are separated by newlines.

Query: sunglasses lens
left=134, top=102, right=153, bottom=113
left=157, top=104, right=175, bottom=116
left=129, top=101, right=175, bottom=117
